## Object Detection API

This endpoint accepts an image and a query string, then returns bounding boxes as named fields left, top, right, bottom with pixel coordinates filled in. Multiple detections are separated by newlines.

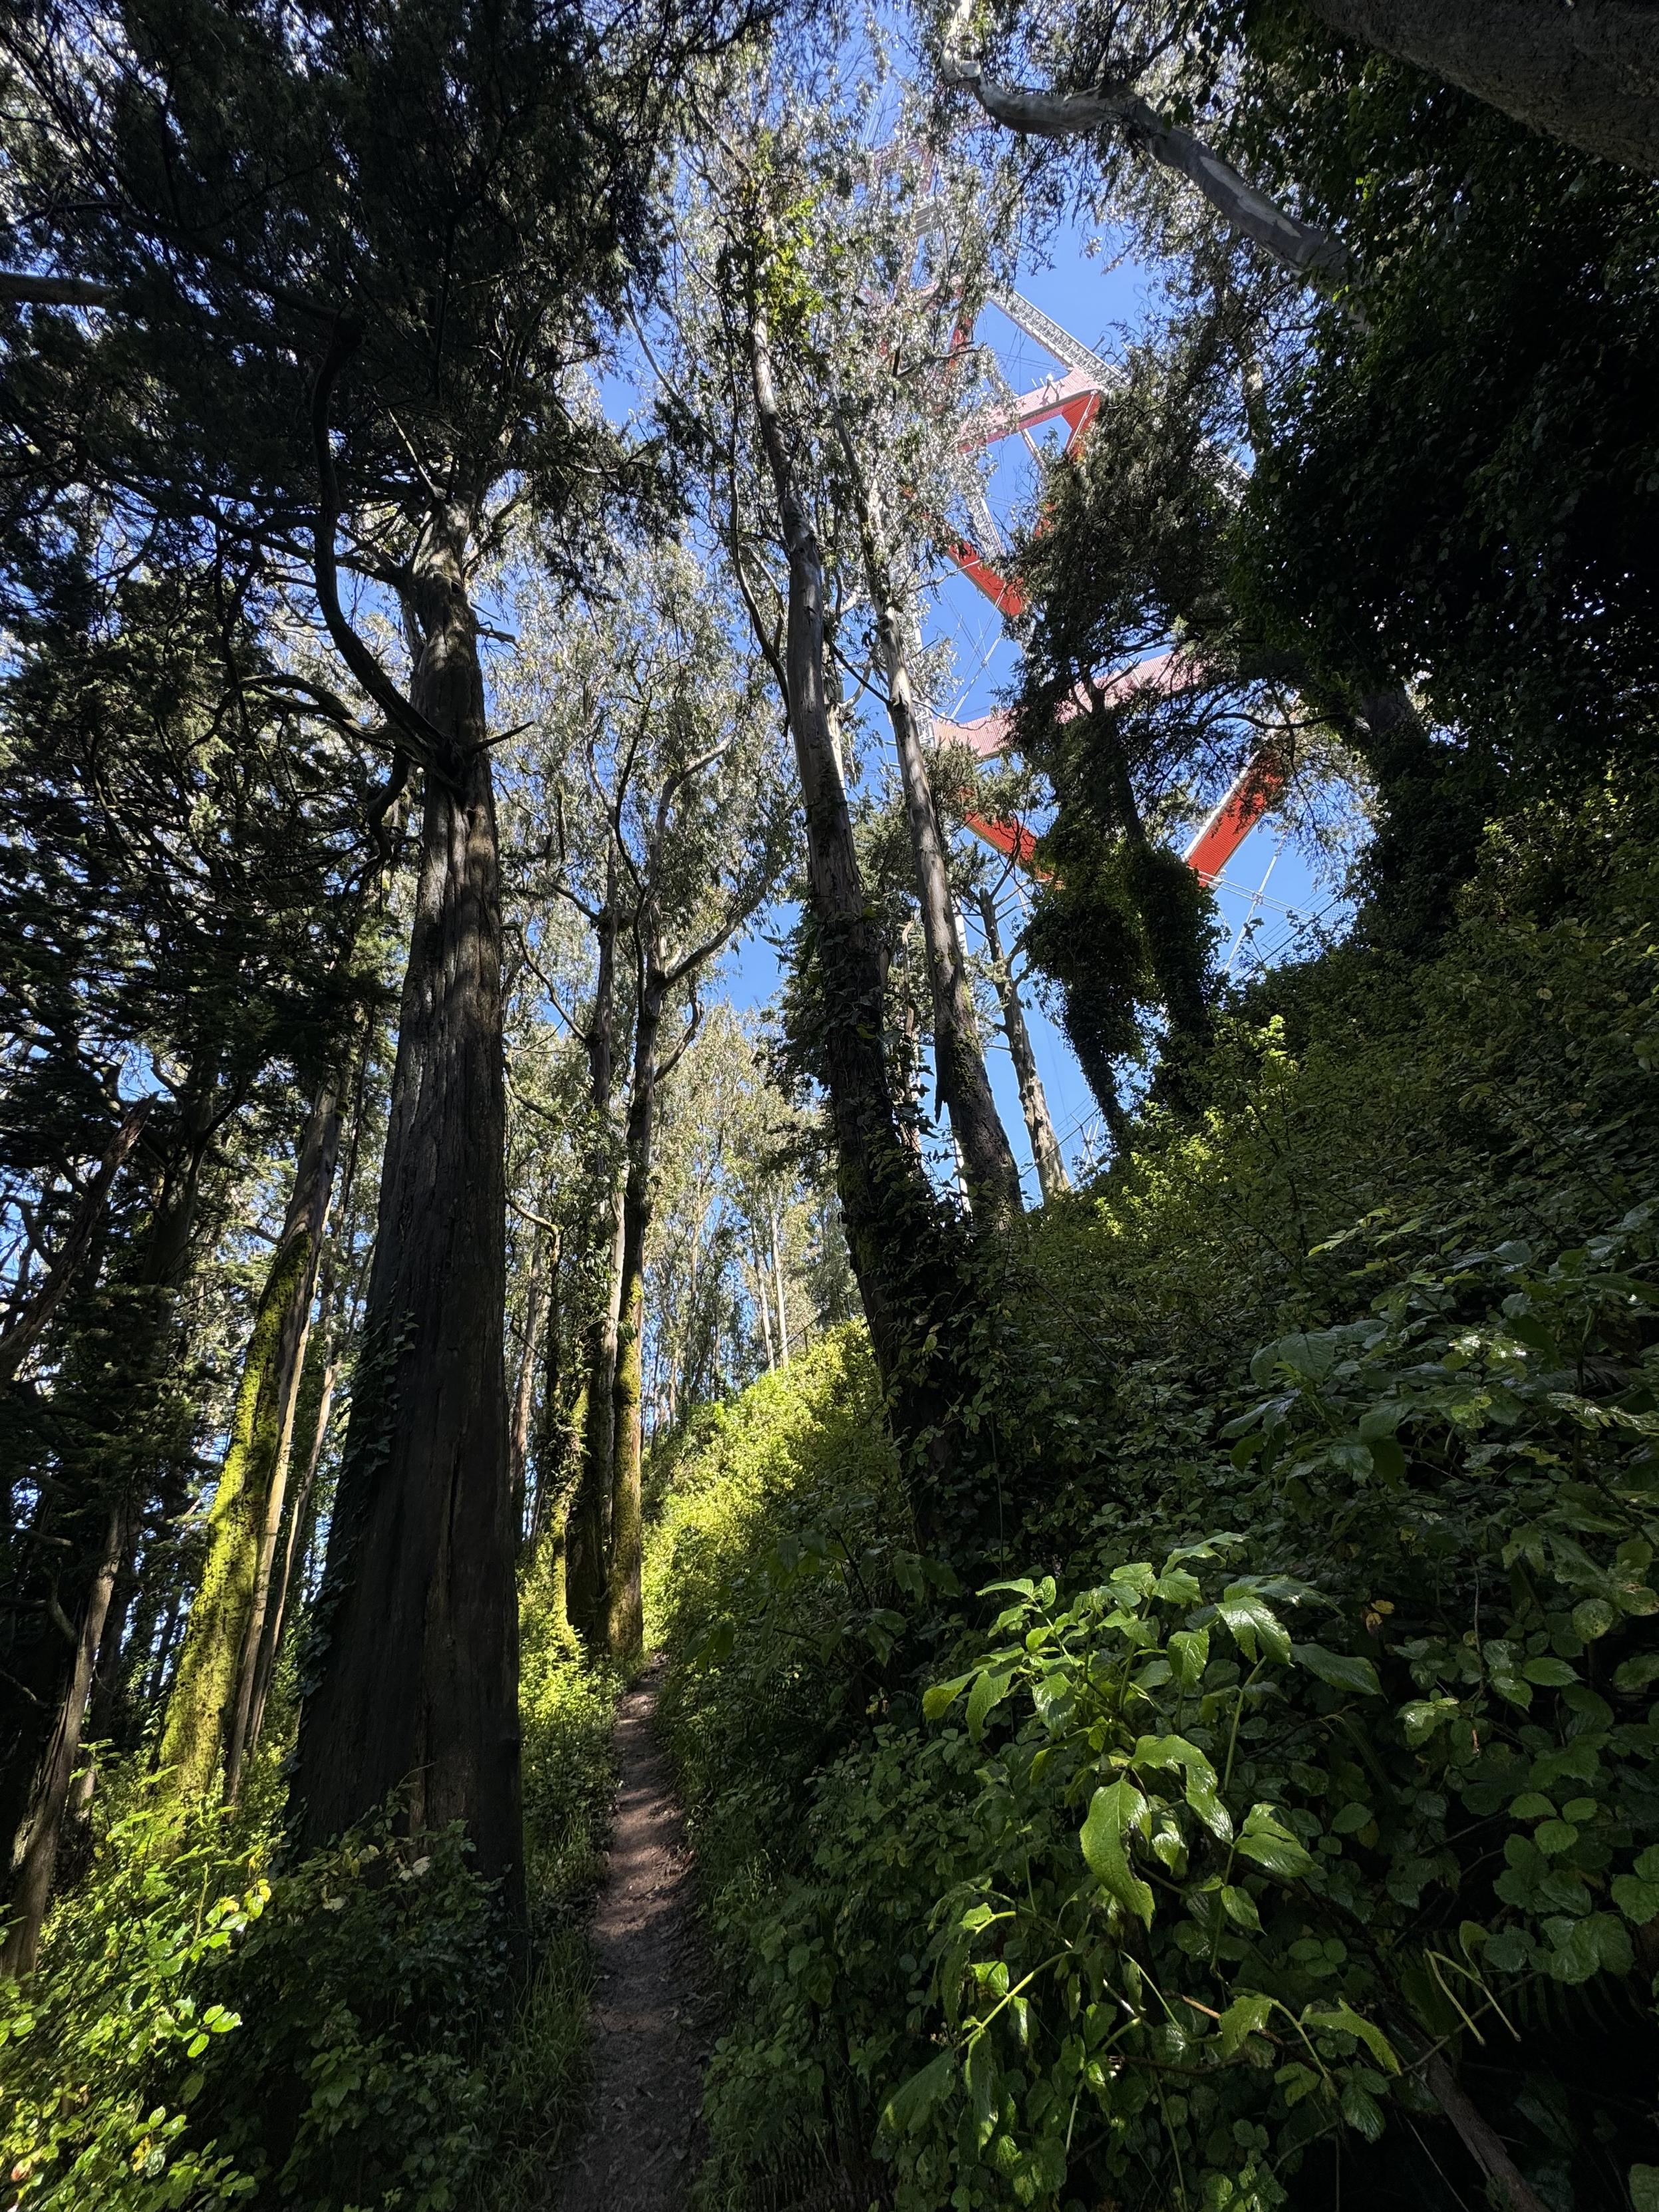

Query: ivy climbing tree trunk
left=294, top=501, right=522, bottom=1922
left=745, top=281, right=982, bottom=1554
left=160, top=1080, right=341, bottom=1806
left=243, top=1303, right=339, bottom=1772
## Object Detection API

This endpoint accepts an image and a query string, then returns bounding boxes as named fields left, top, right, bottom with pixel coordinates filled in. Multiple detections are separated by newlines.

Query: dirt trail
left=557, top=1662, right=711, bottom=2212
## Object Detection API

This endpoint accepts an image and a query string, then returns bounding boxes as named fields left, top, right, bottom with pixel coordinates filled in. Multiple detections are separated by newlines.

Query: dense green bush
left=0, top=1629, right=617, bottom=2212
left=650, top=789, right=1659, bottom=2210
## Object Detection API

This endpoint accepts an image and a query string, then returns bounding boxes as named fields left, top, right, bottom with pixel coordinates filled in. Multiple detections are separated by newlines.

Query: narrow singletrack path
left=557, top=1662, right=709, bottom=2212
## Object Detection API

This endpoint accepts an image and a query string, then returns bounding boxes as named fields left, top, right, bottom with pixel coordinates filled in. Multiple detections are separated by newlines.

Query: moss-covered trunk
left=159, top=1082, right=340, bottom=1804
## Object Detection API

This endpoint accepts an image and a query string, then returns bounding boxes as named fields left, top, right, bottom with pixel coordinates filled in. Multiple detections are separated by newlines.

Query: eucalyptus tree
left=930, top=0, right=1659, bottom=290
left=647, top=81, right=1036, bottom=1557
left=928, top=0, right=1350, bottom=284
left=499, top=541, right=792, bottom=1657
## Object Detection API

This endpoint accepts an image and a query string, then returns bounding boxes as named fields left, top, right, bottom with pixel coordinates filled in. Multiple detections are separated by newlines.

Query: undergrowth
left=647, top=786, right=1659, bottom=2212
left=0, top=1575, right=616, bottom=2211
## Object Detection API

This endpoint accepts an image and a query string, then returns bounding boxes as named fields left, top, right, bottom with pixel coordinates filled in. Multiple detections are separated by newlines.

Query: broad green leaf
left=922, top=1672, right=975, bottom=1722
left=1341, top=2081, right=1386, bottom=2140
left=1303, top=2002, right=1400, bottom=2074
left=1611, top=1874, right=1659, bottom=1925
left=1573, top=1598, right=1617, bottom=1641
left=1630, top=2165, right=1659, bottom=2212
left=1521, top=1658, right=1579, bottom=1686
left=1221, top=1884, right=1261, bottom=1933
left=1400, top=1696, right=1458, bottom=1744
left=1292, top=1643, right=1382, bottom=1697
left=881, top=2050, right=955, bottom=2137
left=1131, top=1733, right=1232, bottom=1841
left=1168, top=1627, right=1210, bottom=1687
left=1614, top=1654, right=1659, bottom=1693
left=1080, top=1781, right=1154, bottom=1928
left=1154, top=1566, right=1203, bottom=1606
left=966, top=1668, right=1012, bottom=1741
left=1217, top=1989, right=1273, bottom=2057
left=1217, top=1588, right=1292, bottom=1663
left=1234, top=1804, right=1314, bottom=1879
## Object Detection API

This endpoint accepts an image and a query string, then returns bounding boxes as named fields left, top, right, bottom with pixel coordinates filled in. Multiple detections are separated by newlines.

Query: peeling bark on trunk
left=853, top=475, right=1023, bottom=1228
left=769, top=1206, right=790, bottom=1364
left=977, top=891, right=1068, bottom=1203
left=941, top=51, right=1347, bottom=281
left=294, top=503, right=520, bottom=1921
left=162, top=1082, right=341, bottom=1806
left=1304, top=0, right=1659, bottom=177
left=509, top=1231, right=551, bottom=1546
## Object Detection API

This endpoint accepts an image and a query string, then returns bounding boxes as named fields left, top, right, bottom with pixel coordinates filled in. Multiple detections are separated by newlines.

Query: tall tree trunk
left=529, top=1241, right=577, bottom=1631
left=770, top=1205, right=791, bottom=1364
left=566, top=866, right=623, bottom=1650
left=508, top=1229, right=551, bottom=1545
left=294, top=504, right=520, bottom=1921
left=1, top=1501, right=124, bottom=1978
left=748, top=295, right=924, bottom=1373
left=161, top=1082, right=341, bottom=1806
left=976, top=891, right=1068, bottom=1203
left=243, top=1316, right=339, bottom=1766
left=851, top=471, right=1023, bottom=1227
left=747, top=287, right=979, bottom=1555
left=605, top=961, right=661, bottom=1666
left=1303, top=0, right=1659, bottom=178
left=567, top=1167, right=625, bottom=1647
left=754, top=1243, right=776, bottom=1370
left=241, top=1021, right=373, bottom=1768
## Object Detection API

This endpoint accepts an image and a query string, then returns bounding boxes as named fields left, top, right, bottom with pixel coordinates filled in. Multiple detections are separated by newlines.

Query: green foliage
left=1229, top=13, right=1659, bottom=790
left=1, top=1631, right=619, bottom=2211
left=518, top=1578, right=618, bottom=1922
left=651, top=786, right=1659, bottom=2208
left=0, top=1799, right=265, bottom=2211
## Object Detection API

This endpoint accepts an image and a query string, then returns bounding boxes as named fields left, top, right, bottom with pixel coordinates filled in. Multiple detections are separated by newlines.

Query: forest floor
left=555, top=1660, right=713, bottom=2212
